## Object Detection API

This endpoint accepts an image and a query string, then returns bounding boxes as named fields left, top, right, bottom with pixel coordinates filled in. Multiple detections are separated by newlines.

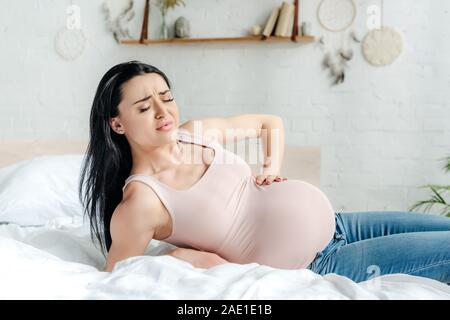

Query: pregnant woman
left=79, top=61, right=450, bottom=284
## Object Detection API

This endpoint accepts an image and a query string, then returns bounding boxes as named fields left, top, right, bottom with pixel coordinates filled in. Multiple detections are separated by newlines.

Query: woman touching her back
left=79, top=61, right=234, bottom=272
left=79, top=61, right=450, bottom=284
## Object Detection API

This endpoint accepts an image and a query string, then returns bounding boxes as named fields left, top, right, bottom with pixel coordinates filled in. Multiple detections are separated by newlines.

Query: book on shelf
left=275, top=1, right=295, bottom=37
left=262, top=6, right=280, bottom=37
left=284, top=4, right=295, bottom=36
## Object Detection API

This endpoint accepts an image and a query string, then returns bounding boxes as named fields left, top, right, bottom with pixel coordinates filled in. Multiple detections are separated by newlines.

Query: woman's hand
left=252, top=172, right=288, bottom=186
left=168, top=247, right=228, bottom=269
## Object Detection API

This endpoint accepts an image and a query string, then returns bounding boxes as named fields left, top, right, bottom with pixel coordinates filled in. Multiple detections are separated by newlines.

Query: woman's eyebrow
left=131, top=89, right=171, bottom=105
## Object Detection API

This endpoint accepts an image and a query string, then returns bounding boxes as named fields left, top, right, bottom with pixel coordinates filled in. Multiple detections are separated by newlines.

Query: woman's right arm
left=104, top=183, right=227, bottom=272
left=104, top=184, right=174, bottom=272
left=104, top=204, right=226, bottom=271
left=104, top=203, right=155, bottom=272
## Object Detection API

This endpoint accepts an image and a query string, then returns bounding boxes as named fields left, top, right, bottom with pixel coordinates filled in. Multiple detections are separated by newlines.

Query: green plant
left=409, top=155, right=450, bottom=217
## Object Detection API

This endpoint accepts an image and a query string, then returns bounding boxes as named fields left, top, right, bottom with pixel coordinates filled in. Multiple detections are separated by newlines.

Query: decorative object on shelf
left=174, top=16, right=190, bottom=38
left=54, top=3, right=86, bottom=61
left=274, top=1, right=295, bottom=37
left=153, top=0, right=186, bottom=39
left=301, top=22, right=312, bottom=36
left=262, top=1, right=296, bottom=38
left=251, top=24, right=262, bottom=36
left=317, top=0, right=356, bottom=32
left=261, top=0, right=300, bottom=41
left=160, top=9, right=168, bottom=38
left=101, top=0, right=135, bottom=43
left=262, top=6, right=280, bottom=37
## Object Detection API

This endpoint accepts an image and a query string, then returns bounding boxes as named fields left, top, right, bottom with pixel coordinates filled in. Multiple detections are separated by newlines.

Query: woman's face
left=110, top=72, right=180, bottom=147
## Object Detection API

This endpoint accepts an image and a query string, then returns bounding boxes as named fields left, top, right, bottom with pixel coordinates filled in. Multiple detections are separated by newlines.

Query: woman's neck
left=130, top=140, right=184, bottom=176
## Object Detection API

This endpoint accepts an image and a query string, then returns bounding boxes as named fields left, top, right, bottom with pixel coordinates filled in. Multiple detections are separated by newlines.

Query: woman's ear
left=109, top=117, right=124, bottom=134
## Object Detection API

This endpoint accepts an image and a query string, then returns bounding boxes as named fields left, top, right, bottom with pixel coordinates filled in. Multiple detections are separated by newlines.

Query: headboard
left=0, top=139, right=321, bottom=187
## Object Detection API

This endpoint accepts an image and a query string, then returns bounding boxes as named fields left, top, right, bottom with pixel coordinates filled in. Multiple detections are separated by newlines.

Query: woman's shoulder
left=118, top=181, right=167, bottom=228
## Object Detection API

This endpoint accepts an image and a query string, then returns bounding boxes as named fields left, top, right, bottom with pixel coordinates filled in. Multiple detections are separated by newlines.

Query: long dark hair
left=78, top=61, right=172, bottom=257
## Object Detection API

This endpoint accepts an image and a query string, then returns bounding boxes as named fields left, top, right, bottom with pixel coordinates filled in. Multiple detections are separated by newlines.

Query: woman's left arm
left=180, top=113, right=287, bottom=183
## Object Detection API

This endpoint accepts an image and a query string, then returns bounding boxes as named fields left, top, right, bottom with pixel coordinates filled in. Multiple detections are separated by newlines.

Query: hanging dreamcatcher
left=318, top=0, right=356, bottom=32
left=317, top=0, right=360, bottom=85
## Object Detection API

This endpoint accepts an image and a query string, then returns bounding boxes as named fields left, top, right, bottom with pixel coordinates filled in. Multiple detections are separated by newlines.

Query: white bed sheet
left=1, top=219, right=449, bottom=300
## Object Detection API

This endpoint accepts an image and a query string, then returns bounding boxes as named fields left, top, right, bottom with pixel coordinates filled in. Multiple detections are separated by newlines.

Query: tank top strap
left=121, top=174, right=174, bottom=218
left=122, top=174, right=168, bottom=198
left=176, top=129, right=218, bottom=150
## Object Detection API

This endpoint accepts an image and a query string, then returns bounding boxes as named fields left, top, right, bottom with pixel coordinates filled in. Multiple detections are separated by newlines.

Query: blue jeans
left=307, top=211, right=450, bottom=284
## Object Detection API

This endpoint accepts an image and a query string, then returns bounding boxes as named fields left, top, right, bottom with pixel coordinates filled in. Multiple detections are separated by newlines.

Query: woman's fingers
left=255, top=175, right=288, bottom=185
left=264, top=175, right=276, bottom=184
left=255, top=176, right=265, bottom=185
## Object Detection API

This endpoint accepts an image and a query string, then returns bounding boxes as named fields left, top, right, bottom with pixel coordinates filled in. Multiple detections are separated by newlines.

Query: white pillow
left=0, top=155, right=86, bottom=226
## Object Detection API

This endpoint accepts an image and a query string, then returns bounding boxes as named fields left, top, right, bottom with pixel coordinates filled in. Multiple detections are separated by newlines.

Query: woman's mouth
left=156, top=122, right=173, bottom=131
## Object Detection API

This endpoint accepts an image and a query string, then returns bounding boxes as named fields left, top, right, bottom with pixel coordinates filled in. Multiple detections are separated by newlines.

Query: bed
left=0, top=139, right=449, bottom=299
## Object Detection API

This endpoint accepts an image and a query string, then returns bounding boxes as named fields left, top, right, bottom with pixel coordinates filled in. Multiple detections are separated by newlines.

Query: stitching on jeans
left=405, top=258, right=450, bottom=275
left=335, top=213, right=348, bottom=241
left=313, top=240, right=345, bottom=274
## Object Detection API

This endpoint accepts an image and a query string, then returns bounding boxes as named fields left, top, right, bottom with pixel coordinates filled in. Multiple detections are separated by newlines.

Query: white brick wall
left=0, top=0, right=449, bottom=213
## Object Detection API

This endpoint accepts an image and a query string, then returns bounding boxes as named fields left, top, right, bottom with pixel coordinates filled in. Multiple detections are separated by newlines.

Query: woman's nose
left=153, top=98, right=168, bottom=115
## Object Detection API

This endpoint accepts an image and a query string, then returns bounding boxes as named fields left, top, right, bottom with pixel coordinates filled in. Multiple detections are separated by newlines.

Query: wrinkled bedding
left=1, top=218, right=449, bottom=300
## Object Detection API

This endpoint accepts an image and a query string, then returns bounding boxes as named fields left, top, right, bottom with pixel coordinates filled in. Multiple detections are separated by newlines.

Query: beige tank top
left=122, top=130, right=335, bottom=269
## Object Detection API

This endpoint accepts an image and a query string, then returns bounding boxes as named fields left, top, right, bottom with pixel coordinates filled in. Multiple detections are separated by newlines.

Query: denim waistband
left=307, top=212, right=347, bottom=270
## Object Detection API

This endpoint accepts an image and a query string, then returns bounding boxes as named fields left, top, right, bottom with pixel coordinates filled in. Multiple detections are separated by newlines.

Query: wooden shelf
left=120, top=35, right=315, bottom=45
left=129, top=0, right=312, bottom=46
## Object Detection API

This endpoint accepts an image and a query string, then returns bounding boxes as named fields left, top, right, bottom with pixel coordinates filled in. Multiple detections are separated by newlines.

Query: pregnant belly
left=246, top=178, right=336, bottom=269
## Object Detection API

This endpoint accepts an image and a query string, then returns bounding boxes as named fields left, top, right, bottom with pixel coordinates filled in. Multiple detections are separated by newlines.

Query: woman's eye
left=162, top=93, right=174, bottom=102
left=140, top=97, right=173, bottom=112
